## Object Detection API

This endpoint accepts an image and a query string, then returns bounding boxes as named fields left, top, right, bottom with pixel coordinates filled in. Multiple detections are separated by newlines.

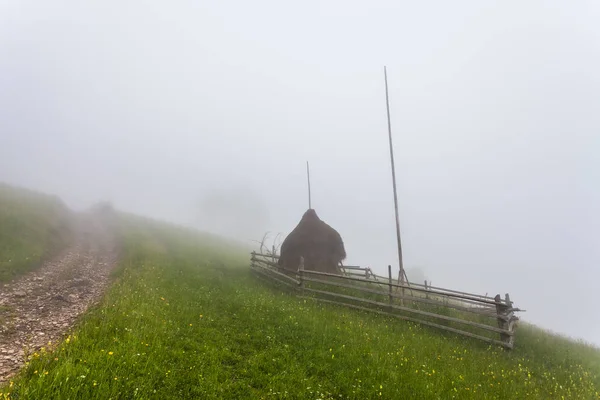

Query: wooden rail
left=302, top=276, right=509, bottom=320
left=250, top=251, right=521, bottom=349
left=298, top=297, right=510, bottom=348
left=302, top=269, right=510, bottom=307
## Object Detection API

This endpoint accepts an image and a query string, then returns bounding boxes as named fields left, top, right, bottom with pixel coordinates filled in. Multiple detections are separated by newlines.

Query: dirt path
left=0, top=212, right=118, bottom=384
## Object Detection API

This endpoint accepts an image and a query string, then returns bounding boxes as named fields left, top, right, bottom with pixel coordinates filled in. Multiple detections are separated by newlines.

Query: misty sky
left=1, top=1, right=598, bottom=345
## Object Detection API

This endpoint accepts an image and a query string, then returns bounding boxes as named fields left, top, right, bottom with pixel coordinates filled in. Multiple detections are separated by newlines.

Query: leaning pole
left=383, top=66, right=406, bottom=288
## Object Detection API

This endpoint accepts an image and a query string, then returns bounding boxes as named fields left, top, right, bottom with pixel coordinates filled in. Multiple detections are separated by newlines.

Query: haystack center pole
left=306, top=161, right=312, bottom=209
left=383, top=66, right=405, bottom=287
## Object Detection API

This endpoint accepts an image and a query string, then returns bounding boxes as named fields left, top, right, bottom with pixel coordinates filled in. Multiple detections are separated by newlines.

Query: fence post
left=400, top=276, right=405, bottom=307
left=424, top=280, right=429, bottom=299
left=272, top=245, right=276, bottom=266
left=298, top=256, right=305, bottom=294
left=505, top=293, right=512, bottom=308
left=251, top=251, right=256, bottom=269
left=505, top=293, right=517, bottom=348
left=494, top=294, right=511, bottom=348
left=388, top=265, right=393, bottom=307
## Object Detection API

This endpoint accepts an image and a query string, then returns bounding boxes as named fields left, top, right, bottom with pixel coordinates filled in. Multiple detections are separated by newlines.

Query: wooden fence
left=250, top=251, right=523, bottom=349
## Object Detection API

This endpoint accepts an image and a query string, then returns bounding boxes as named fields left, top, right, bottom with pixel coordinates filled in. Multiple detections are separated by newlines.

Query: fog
left=1, top=1, right=598, bottom=345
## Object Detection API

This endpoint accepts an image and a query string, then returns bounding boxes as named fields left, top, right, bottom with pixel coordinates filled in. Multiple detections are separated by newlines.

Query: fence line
left=303, top=275, right=506, bottom=320
left=298, top=297, right=510, bottom=348
left=250, top=252, right=522, bottom=349
left=253, top=261, right=300, bottom=285
left=302, top=269, right=510, bottom=307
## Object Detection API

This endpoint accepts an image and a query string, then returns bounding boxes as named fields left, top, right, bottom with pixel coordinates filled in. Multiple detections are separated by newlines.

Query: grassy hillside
left=0, top=183, right=72, bottom=281
left=1, top=214, right=599, bottom=399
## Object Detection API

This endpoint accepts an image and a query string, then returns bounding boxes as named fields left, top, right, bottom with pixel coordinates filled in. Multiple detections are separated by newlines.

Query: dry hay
left=278, top=209, right=346, bottom=274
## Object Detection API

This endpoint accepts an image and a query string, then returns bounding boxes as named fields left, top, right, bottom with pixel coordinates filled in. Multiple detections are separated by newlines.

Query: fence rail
left=250, top=251, right=522, bottom=349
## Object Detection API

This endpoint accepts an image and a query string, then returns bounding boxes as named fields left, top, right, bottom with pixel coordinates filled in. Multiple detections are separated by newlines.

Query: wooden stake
left=388, top=265, right=393, bottom=306
left=384, top=66, right=405, bottom=288
left=495, top=294, right=511, bottom=348
left=306, top=161, right=312, bottom=209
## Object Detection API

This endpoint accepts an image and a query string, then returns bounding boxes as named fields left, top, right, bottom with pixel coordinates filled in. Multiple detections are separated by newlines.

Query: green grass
left=0, top=183, right=72, bottom=281
left=2, top=214, right=599, bottom=399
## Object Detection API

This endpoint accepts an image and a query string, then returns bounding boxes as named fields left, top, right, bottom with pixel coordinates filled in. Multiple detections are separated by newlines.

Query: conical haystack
left=278, top=209, right=346, bottom=274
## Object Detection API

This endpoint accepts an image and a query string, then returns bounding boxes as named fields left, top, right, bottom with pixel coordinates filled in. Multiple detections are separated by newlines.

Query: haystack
left=278, top=209, right=346, bottom=274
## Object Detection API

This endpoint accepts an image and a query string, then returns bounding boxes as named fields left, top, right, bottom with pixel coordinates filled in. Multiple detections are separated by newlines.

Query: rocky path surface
left=0, top=213, right=118, bottom=384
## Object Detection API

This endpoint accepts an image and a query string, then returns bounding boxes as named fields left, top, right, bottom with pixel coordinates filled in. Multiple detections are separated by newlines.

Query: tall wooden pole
left=306, top=161, right=312, bottom=209
left=384, top=66, right=405, bottom=286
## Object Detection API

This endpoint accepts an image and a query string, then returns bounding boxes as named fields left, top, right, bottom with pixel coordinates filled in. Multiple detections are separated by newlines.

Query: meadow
left=1, top=209, right=598, bottom=399
left=0, top=183, right=72, bottom=281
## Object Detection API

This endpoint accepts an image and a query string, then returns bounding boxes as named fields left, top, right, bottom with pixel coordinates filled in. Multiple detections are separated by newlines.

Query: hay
left=278, top=209, right=346, bottom=274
